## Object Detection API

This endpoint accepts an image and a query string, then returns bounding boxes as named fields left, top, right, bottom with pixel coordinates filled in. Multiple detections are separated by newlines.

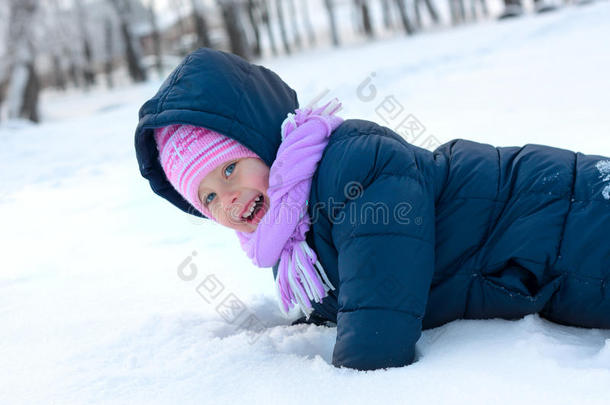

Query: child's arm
left=318, top=122, right=436, bottom=371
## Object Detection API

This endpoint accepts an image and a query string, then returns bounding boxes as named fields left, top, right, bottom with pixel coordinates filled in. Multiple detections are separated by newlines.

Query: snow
left=596, top=160, right=610, bottom=200
left=2, top=2, right=610, bottom=404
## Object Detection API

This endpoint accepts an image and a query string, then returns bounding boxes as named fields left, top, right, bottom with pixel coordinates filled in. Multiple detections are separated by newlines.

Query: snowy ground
left=2, top=2, right=610, bottom=404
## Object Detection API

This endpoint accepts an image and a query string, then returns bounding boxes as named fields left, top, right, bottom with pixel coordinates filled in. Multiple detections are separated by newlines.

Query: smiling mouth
left=241, top=193, right=265, bottom=223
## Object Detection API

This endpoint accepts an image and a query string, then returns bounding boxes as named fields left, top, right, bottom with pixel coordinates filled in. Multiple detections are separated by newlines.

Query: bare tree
left=246, top=0, right=263, bottom=57
left=448, top=0, right=467, bottom=24
left=300, top=0, right=316, bottom=47
left=147, top=1, right=163, bottom=78
left=217, top=0, right=252, bottom=59
left=0, top=79, right=7, bottom=121
left=170, top=0, right=190, bottom=55
left=191, top=0, right=212, bottom=49
left=51, top=55, right=67, bottom=91
left=354, top=0, right=375, bottom=38
left=5, top=0, right=40, bottom=122
left=259, top=0, right=278, bottom=56
left=45, top=0, right=70, bottom=91
left=67, top=57, right=81, bottom=88
left=104, top=19, right=115, bottom=88
left=380, top=0, right=394, bottom=30
left=324, top=0, right=341, bottom=46
left=393, top=0, right=415, bottom=35
left=457, top=0, right=467, bottom=22
left=108, top=0, right=147, bottom=82
left=498, top=0, right=522, bottom=20
left=471, top=0, right=489, bottom=20
left=448, top=0, right=459, bottom=24
left=414, top=0, right=440, bottom=29
left=74, top=0, right=96, bottom=89
left=45, top=0, right=88, bottom=91
left=0, top=3, right=10, bottom=117
left=275, top=0, right=291, bottom=54
left=287, top=0, right=303, bottom=50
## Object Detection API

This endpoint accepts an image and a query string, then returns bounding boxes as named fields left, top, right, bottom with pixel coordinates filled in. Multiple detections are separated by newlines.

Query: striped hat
left=154, top=124, right=260, bottom=218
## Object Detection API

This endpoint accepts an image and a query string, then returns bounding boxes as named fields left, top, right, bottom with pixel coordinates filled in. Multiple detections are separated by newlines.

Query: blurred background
left=0, top=0, right=593, bottom=123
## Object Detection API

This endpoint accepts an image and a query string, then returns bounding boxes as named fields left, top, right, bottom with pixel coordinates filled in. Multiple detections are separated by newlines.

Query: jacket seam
left=228, top=63, right=255, bottom=136
left=339, top=306, right=423, bottom=320
left=562, top=272, right=607, bottom=283
left=344, top=231, right=433, bottom=245
left=470, top=148, right=506, bottom=271
left=551, top=152, right=578, bottom=269
left=157, top=54, right=191, bottom=116
left=446, top=187, right=580, bottom=202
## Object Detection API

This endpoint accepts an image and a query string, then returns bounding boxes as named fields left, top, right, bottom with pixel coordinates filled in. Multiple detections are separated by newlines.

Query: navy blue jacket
left=135, top=48, right=610, bottom=371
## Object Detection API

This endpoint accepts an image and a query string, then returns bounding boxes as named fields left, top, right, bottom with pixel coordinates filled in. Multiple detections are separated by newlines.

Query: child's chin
left=237, top=221, right=257, bottom=233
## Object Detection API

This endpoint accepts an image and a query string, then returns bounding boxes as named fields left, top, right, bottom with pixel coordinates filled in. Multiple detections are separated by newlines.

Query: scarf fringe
left=276, top=240, right=336, bottom=319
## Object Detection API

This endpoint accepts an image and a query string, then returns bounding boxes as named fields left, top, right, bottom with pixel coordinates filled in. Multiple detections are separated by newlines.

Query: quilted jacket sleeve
left=318, top=123, right=436, bottom=370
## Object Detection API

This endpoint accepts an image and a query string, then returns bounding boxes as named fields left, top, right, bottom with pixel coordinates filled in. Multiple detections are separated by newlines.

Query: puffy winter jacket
left=135, top=48, right=610, bottom=371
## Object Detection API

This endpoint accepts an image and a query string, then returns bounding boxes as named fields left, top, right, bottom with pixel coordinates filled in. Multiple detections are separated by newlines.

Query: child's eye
left=204, top=192, right=216, bottom=206
left=224, top=162, right=236, bottom=177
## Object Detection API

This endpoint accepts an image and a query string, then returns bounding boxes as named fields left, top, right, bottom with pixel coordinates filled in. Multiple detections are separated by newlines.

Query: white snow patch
left=2, top=2, right=610, bottom=404
left=596, top=160, right=610, bottom=200
left=542, top=171, right=560, bottom=184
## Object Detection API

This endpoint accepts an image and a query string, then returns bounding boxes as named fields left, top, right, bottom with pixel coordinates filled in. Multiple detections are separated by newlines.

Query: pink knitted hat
left=154, top=124, right=260, bottom=218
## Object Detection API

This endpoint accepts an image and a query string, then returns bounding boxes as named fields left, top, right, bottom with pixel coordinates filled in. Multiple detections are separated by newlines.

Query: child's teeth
left=241, top=195, right=263, bottom=219
left=242, top=197, right=260, bottom=218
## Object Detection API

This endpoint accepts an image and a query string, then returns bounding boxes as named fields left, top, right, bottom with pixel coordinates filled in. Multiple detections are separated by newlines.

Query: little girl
left=135, top=47, right=610, bottom=371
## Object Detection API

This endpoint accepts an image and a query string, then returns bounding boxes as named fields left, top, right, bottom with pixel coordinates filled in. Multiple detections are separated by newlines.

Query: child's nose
left=222, top=190, right=241, bottom=215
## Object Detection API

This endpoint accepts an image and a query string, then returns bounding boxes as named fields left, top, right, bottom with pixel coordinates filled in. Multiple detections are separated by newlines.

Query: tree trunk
left=5, top=0, right=40, bottom=122
left=246, top=0, right=263, bottom=57
left=82, top=38, right=96, bottom=88
left=393, top=0, right=414, bottom=35
left=480, top=0, right=489, bottom=16
left=170, top=0, right=190, bottom=55
left=148, top=1, right=164, bottom=78
left=354, top=0, right=374, bottom=38
left=217, top=0, right=252, bottom=60
left=287, top=0, right=303, bottom=50
left=21, top=63, right=39, bottom=122
left=191, top=0, right=212, bottom=48
left=457, top=0, right=466, bottom=22
left=300, top=0, right=316, bottom=46
left=259, top=0, right=278, bottom=56
left=47, top=0, right=67, bottom=91
left=52, top=55, right=67, bottom=91
left=75, top=0, right=96, bottom=89
left=324, top=0, right=341, bottom=46
left=67, top=58, right=81, bottom=88
left=380, top=0, right=394, bottom=30
left=423, top=0, right=440, bottom=23
left=414, top=0, right=422, bottom=29
left=104, top=19, right=114, bottom=88
left=120, top=21, right=147, bottom=82
left=448, top=0, right=461, bottom=25
left=0, top=79, right=7, bottom=120
left=109, top=0, right=147, bottom=83
left=275, top=0, right=291, bottom=54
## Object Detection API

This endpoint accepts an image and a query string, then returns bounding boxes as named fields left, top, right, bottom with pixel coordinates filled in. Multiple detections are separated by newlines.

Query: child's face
left=198, top=158, right=270, bottom=233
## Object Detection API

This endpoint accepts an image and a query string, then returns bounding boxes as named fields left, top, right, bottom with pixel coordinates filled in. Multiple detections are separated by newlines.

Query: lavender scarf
left=236, top=99, right=344, bottom=318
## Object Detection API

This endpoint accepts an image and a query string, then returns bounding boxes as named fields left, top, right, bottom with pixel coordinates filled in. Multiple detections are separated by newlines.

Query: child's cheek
left=201, top=205, right=215, bottom=221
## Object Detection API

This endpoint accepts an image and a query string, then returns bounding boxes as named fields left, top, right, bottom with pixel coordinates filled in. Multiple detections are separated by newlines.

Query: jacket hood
left=134, top=48, right=300, bottom=218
